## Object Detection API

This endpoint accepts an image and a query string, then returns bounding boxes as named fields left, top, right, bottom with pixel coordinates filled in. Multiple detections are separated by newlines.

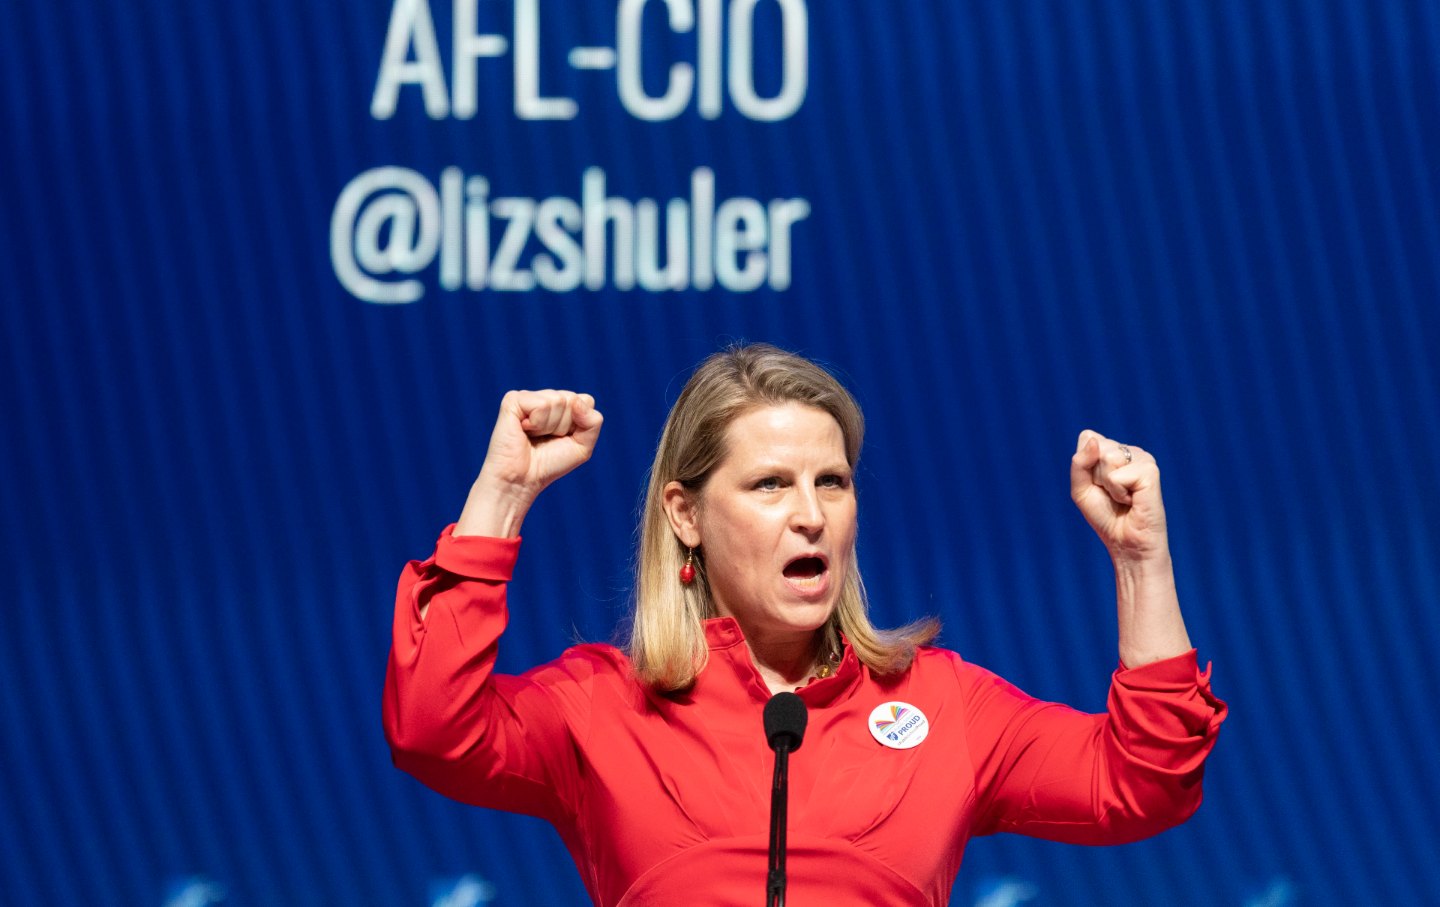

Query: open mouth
left=782, top=555, right=829, bottom=591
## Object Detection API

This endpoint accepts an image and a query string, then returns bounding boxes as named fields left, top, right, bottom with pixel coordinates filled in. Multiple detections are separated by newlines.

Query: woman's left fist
left=1070, top=430, right=1170, bottom=564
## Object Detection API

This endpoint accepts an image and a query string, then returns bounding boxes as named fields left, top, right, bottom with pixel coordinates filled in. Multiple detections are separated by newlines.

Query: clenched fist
left=457, top=390, right=603, bottom=538
left=1070, top=429, right=1169, bottom=566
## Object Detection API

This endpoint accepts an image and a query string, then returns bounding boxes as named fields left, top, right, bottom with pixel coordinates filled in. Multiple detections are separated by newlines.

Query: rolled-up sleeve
left=382, top=525, right=592, bottom=826
left=967, top=650, right=1227, bottom=844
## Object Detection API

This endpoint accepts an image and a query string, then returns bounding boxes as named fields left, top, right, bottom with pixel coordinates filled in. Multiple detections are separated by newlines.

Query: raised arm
left=1070, top=429, right=1191, bottom=669
left=964, top=651, right=1225, bottom=844
left=383, top=390, right=603, bottom=821
left=965, top=431, right=1224, bottom=842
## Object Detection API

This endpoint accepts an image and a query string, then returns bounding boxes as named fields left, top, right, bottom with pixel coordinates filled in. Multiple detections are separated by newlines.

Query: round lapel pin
left=868, top=701, right=929, bottom=749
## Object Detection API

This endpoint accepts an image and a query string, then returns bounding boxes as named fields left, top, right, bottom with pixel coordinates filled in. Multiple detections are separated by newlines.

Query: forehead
left=718, top=403, right=847, bottom=466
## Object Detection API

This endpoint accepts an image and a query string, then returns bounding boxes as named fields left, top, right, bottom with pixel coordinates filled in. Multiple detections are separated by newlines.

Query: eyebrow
left=738, top=461, right=852, bottom=476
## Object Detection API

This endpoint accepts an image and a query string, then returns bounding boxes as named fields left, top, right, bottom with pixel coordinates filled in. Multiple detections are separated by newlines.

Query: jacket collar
left=700, top=617, right=863, bottom=707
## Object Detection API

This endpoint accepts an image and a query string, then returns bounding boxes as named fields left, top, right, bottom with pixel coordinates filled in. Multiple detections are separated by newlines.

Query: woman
left=384, top=344, right=1226, bottom=905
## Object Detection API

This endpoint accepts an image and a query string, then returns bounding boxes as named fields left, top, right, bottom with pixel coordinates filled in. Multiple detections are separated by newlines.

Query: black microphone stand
left=763, top=692, right=806, bottom=907
left=766, top=737, right=792, bottom=907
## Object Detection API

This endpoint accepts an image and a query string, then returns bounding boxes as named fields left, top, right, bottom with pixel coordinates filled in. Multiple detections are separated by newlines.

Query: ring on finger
left=1118, top=444, right=1133, bottom=464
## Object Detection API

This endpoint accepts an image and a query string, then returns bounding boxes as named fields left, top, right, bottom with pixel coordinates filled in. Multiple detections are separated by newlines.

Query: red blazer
left=385, top=526, right=1227, bottom=906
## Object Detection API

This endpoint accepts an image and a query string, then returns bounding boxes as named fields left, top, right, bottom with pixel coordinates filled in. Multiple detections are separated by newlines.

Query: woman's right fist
left=456, top=390, right=603, bottom=538
left=478, top=390, right=604, bottom=496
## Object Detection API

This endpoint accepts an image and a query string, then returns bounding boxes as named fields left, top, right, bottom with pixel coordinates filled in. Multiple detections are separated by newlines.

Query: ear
left=662, top=481, right=702, bottom=548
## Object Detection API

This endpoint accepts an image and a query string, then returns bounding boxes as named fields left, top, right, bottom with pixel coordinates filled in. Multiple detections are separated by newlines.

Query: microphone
left=764, top=693, right=808, bottom=907
left=764, top=691, right=808, bottom=753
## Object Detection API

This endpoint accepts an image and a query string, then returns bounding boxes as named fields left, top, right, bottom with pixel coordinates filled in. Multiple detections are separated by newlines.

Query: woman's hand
left=456, top=390, right=603, bottom=538
left=1070, top=430, right=1191, bottom=667
left=1069, top=429, right=1169, bottom=566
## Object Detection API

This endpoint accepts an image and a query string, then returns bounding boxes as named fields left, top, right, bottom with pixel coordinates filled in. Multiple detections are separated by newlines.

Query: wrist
left=1110, top=545, right=1173, bottom=579
left=1112, top=551, right=1191, bottom=668
left=1105, top=541, right=1175, bottom=575
left=455, top=473, right=536, bottom=538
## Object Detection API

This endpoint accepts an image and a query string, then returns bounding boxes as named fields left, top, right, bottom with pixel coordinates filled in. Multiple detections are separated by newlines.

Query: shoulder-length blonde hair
left=628, top=343, right=939, bottom=691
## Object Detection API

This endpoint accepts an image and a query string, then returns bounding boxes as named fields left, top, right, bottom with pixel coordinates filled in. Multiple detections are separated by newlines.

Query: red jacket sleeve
left=964, top=651, right=1227, bottom=844
left=382, top=526, right=594, bottom=826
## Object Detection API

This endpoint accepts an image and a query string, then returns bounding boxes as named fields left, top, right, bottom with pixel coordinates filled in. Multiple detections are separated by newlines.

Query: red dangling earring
left=679, top=548, right=696, bottom=585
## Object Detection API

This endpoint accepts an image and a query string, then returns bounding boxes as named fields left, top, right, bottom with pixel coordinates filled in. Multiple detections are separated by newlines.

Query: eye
left=817, top=473, right=850, bottom=489
left=754, top=476, right=783, bottom=491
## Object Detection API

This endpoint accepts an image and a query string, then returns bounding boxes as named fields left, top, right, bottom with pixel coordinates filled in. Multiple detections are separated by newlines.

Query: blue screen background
left=2, top=2, right=1436, bottom=904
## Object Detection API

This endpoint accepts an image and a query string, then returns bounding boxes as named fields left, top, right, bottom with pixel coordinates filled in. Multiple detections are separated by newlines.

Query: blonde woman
left=384, top=344, right=1226, bottom=906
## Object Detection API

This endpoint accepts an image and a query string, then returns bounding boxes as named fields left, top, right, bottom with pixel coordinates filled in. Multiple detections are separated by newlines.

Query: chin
left=779, top=601, right=837, bottom=633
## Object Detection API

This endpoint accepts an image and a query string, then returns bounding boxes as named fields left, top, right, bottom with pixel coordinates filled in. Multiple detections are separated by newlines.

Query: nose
left=789, top=486, right=825, bottom=536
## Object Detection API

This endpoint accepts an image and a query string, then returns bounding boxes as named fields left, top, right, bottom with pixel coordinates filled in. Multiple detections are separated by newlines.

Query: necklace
left=812, top=647, right=841, bottom=680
